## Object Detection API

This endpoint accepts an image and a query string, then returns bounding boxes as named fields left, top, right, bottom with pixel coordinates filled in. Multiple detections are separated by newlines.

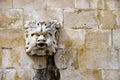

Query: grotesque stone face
left=25, top=20, right=61, bottom=56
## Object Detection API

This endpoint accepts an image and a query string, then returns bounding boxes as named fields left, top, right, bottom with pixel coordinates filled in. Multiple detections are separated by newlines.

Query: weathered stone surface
left=2, top=69, right=35, bottom=80
left=0, top=0, right=12, bottom=9
left=60, top=69, right=102, bottom=80
left=47, top=0, right=74, bottom=9
left=0, top=9, right=23, bottom=29
left=105, top=0, right=120, bottom=10
left=0, top=29, right=24, bottom=48
left=24, top=9, right=63, bottom=26
left=78, top=48, right=119, bottom=69
left=113, top=11, right=120, bottom=28
left=13, top=0, right=46, bottom=9
left=113, top=29, right=120, bottom=49
left=85, top=29, right=111, bottom=49
left=75, top=0, right=104, bottom=9
left=0, top=47, right=47, bottom=69
left=119, top=50, right=120, bottom=68
left=59, top=29, right=85, bottom=48
left=99, top=10, right=120, bottom=29
left=102, top=70, right=120, bottom=80
left=55, top=48, right=78, bottom=69
left=0, top=69, right=3, bottom=80
left=64, top=10, right=98, bottom=29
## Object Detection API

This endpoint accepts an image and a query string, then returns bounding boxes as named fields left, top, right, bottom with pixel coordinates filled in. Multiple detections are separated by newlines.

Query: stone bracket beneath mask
left=25, top=20, right=61, bottom=56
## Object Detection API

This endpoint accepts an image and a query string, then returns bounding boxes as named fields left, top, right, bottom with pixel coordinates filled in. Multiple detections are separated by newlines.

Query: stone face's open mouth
left=37, top=43, right=47, bottom=48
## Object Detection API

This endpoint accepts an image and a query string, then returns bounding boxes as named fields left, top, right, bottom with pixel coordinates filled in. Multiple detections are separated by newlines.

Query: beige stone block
left=99, top=10, right=119, bottom=29
left=0, top=29, right=24, bottom=48
left=60, top=69, right=84, bottom=80
left=55, top=48, right=79, bottom=69
left=78, top=48, right=119, bottom=69
left=105, top=0, right=120, bottom=10
left=0, top=47, right=47, bottom=69
left=13, top=0, right=46, bottom=9
left=75, top=0, right=104, bottom=9
left=47, top=0, right=74, bottom=9
left=113, top=11, right=120, bottom=28
left=64, top=10, right=98, bottom=29
left=102, top=70, right=120, bottom=80
left=0, top=9, right=23, bottom=29
left=59, top=29, right=85, bottom=48
left=2, top=69, right=35, bottom=80
left=119, top=50, right=120, bottom=68
left=24, top=9, right=63, bottom=25
left=0, top=0, right=12, bottom=9
left=60, top=69, right=102, bottom=80
left=113, top=29, right=120, bottom=49
left=85, top=29, right=111, bottom=49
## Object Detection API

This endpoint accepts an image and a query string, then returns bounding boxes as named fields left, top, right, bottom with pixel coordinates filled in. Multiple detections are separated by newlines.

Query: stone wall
left=0, top=0, right=120, bottom=80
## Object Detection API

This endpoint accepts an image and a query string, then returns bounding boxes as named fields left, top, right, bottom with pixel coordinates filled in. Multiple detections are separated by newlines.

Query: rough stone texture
left=119, top=50, right=120, bottom=68
left=0, top=9, right=23, bottom=29
left=0, top=0, right=12, bottom=9
left=75, top=0, right=104, bottom=9
left=59, top=29, right=85, bottom=48
left=78, top=48, right=119, bottom=69
left=60, top=69, right=102, bottom=80
left=13, top=0, right=46, bottom=9
left=105, top=0, right=120, bottom=10
left=24, top=9, right=63, bottom=26
left=0, top=0, right=120, bottom=80
left=85, top=29, right=111, bottom=49
left=113, top=29, right=120, bottom=49
left=47, top=0, right=74, bottom=9
left=64, top=10, right=98, bottom=29
left=0, top=29, right=24, bottom=48
left=0, top=47, right=47, bottom=69
left=99, top=10, right=120, bottom=29
left=1, top=69, right=36, bottom=80
left=102, top=70, right=120, bottom=80
left=55, top=48, right=79, bottom=69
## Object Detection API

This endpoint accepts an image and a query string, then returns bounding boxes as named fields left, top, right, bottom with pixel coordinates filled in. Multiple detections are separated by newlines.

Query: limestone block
left=105, top=0, right=120, bottom=10
left=78, top=48, right=119, bottom=69
left=119, top=50, right=120, bottom=68
left=59, top=29, right=85, bottom=48
left=47, top=0, right=74, bottom=9
left=60, top=69, right=102, bottom=80
left=24, top=9, right=63, bottom=26
left=113, top=29, right=120, bottom=49
left=0, top=29, right=24, bottom=48
left=99, top=10, right=120, bottom=29
left=0, top=9, right=23, bottom=29
left=85, top=29, right=111, bottom=49
left=0, top=0, right=12, bottom=9
left=64, top=10, right=98, bottom=29
left=75, top=0, right=104, bottom=9
left=13, top=0, right=46, bottom=9
left=55, top=48, right=79, bottom=69
left=2, top=69, right=35, bottom=80
left=0, top=47, right=47, bottom=69
left=102, top=70, right=120, bottom=80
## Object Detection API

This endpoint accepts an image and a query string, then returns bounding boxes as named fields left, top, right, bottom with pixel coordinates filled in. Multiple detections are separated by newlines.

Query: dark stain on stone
left=33, top=55, right=60, bottom=80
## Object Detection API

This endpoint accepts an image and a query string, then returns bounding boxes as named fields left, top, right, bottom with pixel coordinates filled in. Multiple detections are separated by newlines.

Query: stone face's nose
left=37, top=35, right=46, bottom=42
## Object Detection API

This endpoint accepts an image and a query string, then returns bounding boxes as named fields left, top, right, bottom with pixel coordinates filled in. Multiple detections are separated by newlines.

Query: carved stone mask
left=25, top=20, right=61, bottom=56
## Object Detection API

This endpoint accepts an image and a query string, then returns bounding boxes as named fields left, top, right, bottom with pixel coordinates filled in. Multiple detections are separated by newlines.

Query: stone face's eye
left=31, top=33, right=34, bottom=36
left=45, top=23, right=47, bottom=26
left=31, top=33, right=39, bottom=37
